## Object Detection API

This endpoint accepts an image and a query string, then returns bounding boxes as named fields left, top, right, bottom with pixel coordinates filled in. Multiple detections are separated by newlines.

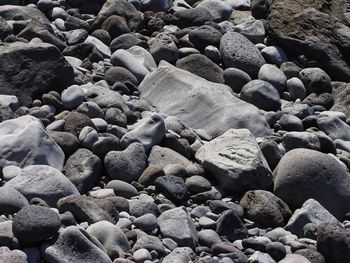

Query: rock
left=104, top=142, right=147, bottom=182
left=299, top=68, right=332, bottom=94
left=171, top=7, right=213, bottom=28
left=281, top=131, right=321, bottom=151
left=0, top=221, right=17, bottom=249
left=259, top=139, right=284, bottom=170
left=133, top=248, right=152, bottom=262
left=0, top=5, right=50, bottom=24
left=258, top=64, right=287, bottom=92
left=216, top=209, right=248, bottom=241
left=162, top=247, right=195, bottom=263
left=129, top=200, right=159, bottom=217
left=186, top=175, right=212, bottom=194
left=13, top=205, right=60, bottom=244
left=197, top=0, right=233, bottom=22
left=149, top=32, right=179, bottom=64
left=133, top=213, right=158, bottom=233
left=198, top=229, right=222, bottom=248
left=265, top=242, right=286, bottom=261
left=251, top=0, right=272, bottom=19
left=120, top=113, right=165, bottom=152
left=302, top=92, right=334, bottom=110
left=220, top=31, right=265, bottom=77
left=64, top=111, right=96, bottom=137
left=196, top=129, right=272, bottom=196
left=317, top=116, right=350, bottom=141
left=295, top=249, right=326, bottom=263
left=240, top=190, right=292, bottom=228
left=0, top=186, right=29, bottom=215
left=48, top=131, right=80, bottom=156
left=106, top=180, right=138, bottom=198
left=40, top=226, right=112, bottom=263
left=111, top=46, right=156, bottom=82
left=176, top=53, right=224, bottom=83
left=267, top=0, right=350, bottom=81
left=273, top=148, right=350, bottom=220
left=331, top=82, right=350, bottom=117
left=248, top=251, right=276, bottom=263
left=64, top=148, right=102, bottom=194
left=5, top=165, right=79, bottom=207
left=279, top=254, right=311, bottom=263
left=79, top=127, right=99, bottom=149
left=240, top=80, right=281, bottom=111
left=104, top=67, right=138, bottom=86
left=101, top=15, right=130, bottom=39
left=86, top=221, right=130, bottom=258
left=155, top=175, right=187, bottom=204
left=0, top=249, right=27, bottom=263
left=285, top=199, right=340, bottom=238
left=233, top=20, right=266, bottom=44
left=148, top=145, right=191, bottom=169
left=287, top=77, right=307, bottom=101
left=110, top=33, right=148, bottom=53
left=141, top=0, right=172, bottom=12
left=0, top=42, right=73, bottom=106
left=223, top=67, right=252, bottom=93
left=139, top=61, right=271, bottom=137
left=188, top=25, right=222, bottom=51
left=57, top=195, right=118, bottom=224
left=132, top=231, right=167, bottom=257
left=92, top=0, right=144, bottom=32
left=157, top=207, right=198, bottom=248
left=261, top=46, right=288, bottom=66
left=84, top=36, right=111, bottom=58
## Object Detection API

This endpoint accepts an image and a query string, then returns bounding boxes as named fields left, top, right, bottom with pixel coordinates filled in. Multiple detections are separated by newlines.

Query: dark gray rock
left=299, top=68, right=332, bottom=94
left=155, top=175, right=187, bottom=204
left=216, top=209, right=248, bottom=241
left=149, top=32, right=179, bottom=64
left=171, top=7, right=213, bottom=28
left=295, top=249, right=326, bottom=263
left=317, top=116, right=350, bottom=141
left=48, top=131, right=80, bottom=156
left=106, top=180, right=138, bottom=198
left=129, top=200, right=159, bottom=217
left=188, top=25, right=222, bottom=51
left=64, top=111, right=96, bottom=137
left=0, top=186, right=29, bottom=215
left=281, top=131, right=321, bottom=151
left=223, top=67, right=252, bottom=93
left=259, top=139, right=284, bottom=170
left=258, top=64, right=287, bottom=92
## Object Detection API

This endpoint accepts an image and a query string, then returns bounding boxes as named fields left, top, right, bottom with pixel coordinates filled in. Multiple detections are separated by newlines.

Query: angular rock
left=155, top=175, right=187, bottom=204
left=5, top=165, right=79, bottom=207
left=139, top=61, right=271, bottom=137
left=195, top=129, right=272, bottom=196
left=148, top=145, right=191, bottom=169
left=216, top=209, right=248, bottom=241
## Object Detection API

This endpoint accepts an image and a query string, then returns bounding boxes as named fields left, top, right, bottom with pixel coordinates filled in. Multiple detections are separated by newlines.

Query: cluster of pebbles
left=0, top=0, right=350, bottom=263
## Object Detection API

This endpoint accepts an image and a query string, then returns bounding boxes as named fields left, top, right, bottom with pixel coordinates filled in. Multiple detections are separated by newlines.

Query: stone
left=132, top=230, right=167, bottom=257
left=0, top=42, right=73, bottom=106
left=48, top=131, right=79, bottom=156
left=110, top=33, right=148, bottom=53
left=57, top=195, right=118, bottom=224
left=92, top=0, right=145, bottom=32
left=176, top=53, right=224, bottom=83
left=258, top=64, right=287, bottom=92
left=106, top=180, right=138, bottom=198
left=240, top=80, right=281, bottom=111
left=79, top=127, right=99, bottom=149
left=287, top=77, right=307, bottom=101
left=261, top=46, right=288, bottom=66
left=223, top=67, right=252, bottom=93
left=188, top=25, right=222, bottom=51
left=40, top=226, right=112, bottom=263
left=248, top=251, right=276, bottom=263
left=259, top=139, right=284, bottom=170
left=299, top=68, right=332, bottom=94
left=64, top=148, right=102, bottom=194
left=265, top=242, right=286, bottom=261
left=220, top=31, right=265, bottom=77
left=0, top=186, right=29, bottom=215
left=273, top=148, right=350, bottom=220
left=13, top=205, right=60, bottom=244
left=317, top=116, right=350, bottom=141
left=267, top=0, right=350, bottom=81
left=64, top=111, right=96, bottom=137
left=149, top=32, right=179, bottom=64
left=140, top=0, right=172, bottom=12
left=216, top=209, right=248, bottom=241
left=279, top=254, right=311, bottom=263
left=133, top=213, right=158, bottom=233
left=186, top=175, right=212, bottom=194
left=197, top=0, right=233, bottom=22
left=104, top=67, right=138, bottom=86
left=281, top=131, right=321, bottom=151
left=129, top=200, right=159, bottom=217
left=0, top=5, right=50, bottom=24
left=101, top=15, right=130, bottom=39
left=198, top=229, right=222, bottom=248
left=157, top=207, right=198, bottom=248
left=133, top=248, right=152, bottom=262
left=148, top=145, right=191, bottom=169
left=196, top=129, right=272, bottom=196
left=0, top=221, right=17, bottom=249
left=331, top=82, right=350, bottom=118
left=162, top=247, right=195, bottom=263
left=302, top=93, right=334, bottom=110
left=240, top=190, right=292, bottom=228
left=295, top=249, right=326, bottom=263
left=155, top=175, right=187, bottom=204
left=5, top=165, right=79, bottom=207
left=139, top=61, right=271, bottom=137
left=104, top=142, right=147, bottom=182
left=86, top=221, right=130, bottom=258
left=234, top=20, right=265, bottom=44
left=285, top=199, right=340, bottom=238
left=120, top=113, right=165, bottom=152
left=171, top=7, right=213, bottom=28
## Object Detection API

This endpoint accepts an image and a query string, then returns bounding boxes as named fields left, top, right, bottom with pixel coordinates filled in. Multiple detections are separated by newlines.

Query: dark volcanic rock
left=267, top=0, right=350, bottom=81
left=0, top=42, right=74, bottom=106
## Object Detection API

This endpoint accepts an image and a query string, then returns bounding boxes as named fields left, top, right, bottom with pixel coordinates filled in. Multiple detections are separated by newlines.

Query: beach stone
left=0, top=221, right=17, bottom=249
left=196, top=129, right=272, bottom=196
left=110, top=33, right=148, bottom=53
left=0, top=42, right=73, bottom=106
left=40, top=226, right=112, bottom=263
left=216, top=209, right=248, bottom=241
left=129, top=200, right=159, bottom=217
left=261, top=46, right=288, bottom=66
left=163, top=247, right=195, bottom=263
left=155, top=175, right=187, bottom=204
left=240, top=190, right=292, bottom=228
left=258, top=64, right=287, bottom=92
left=186, top=175, right=212, bottom=194
left=197, top=0, right=233, bottom=22
left=140, top=0, right=172, bottom=12
left=171, top=7, right=213, bottom=28
left=188, top=25, right=222, bottom=51
left=223, top=67, right=252, bottom=93
left=273, top=148, right=350, bottom=220
left=133, top=213, right=157, bottom=233
left=176, top=53, right=224, bottom=83
left=132, top=231, right=167, bottom=257
left=295, top=249, right=325, bottom=263
left=248, top=251, right=276, bottom=263
left=105, top=67, right=138, bottom=86
left=61, top=85, right=85, bottom=110
left=101, top=15, right=130, bottom=39
left=299, top=68, right=332, bottom=94
left=13, top=205, right=60, bottom=244
left=64, top=111, right=96, bottom=137
left=92, top=0, right=145, bottom=32
left=317, top=116, right=350, bottom=141
left=149, top=32, right=179, bottom=64
left=287, top=77, right=307, bottom=101
left=198, top=229, right=222, bottom=248
left=278, top=114, right=304, bottom=132
left=106, top=180, right=138, bottom=198
left=148, top=145, right=191, bottom=169
left=281, top=131, right=321, bottom=151
left=79, top=126, right=99, bottom=149
left=86, top=220, right=130, bottom=258
left=240, top=80, right=281, bottom=111
left=158, top=207, right=198, bottom=248
left=48, top=131, right=79, bottom=156
left=64, top=148, right=102, bottom=194
left=285, top=199, right=340, bottom=238
left=331, top=82, right=350, bottom=118
left=0, top=186, right=29, bottom=215
left=233, top=20, right=265, bottom=44
left=5, top=165, right=79, bottom=207
left=104, top=142, right=147, bottom=182
left=139, top=61, right=271, bottom=137
left=220, top=31, right=265, bottom=77
left=279, top=254, right=311, bottom=263
left=57, top=195, right=118, bottom=224
left=265, top=242, right=286, bottom=261
left=120, top=113, right=165, bottom=152
left=0, top=115, right=64, bottom=172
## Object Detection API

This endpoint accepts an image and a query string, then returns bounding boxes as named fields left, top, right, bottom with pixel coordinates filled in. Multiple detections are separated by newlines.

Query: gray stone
left=317, top=116, right=350, bottom=140
left=0, top=186, right=29, bottom=215
left=223, top=67, right=252, bottom=93
left=162, top=247, right=195, bottom=263
left=141, top=0, right=172, bottom=12
left=157, top=207, right=198, bottom=248
left=139, top=61, right=271, bottom=137
left=287, top=77, right=306, bottom=101
left=0, top=221, right=18, bottom=249
left=281, top=131, right=321, bottom=151
left=133, top=248, right=152, bottom=263
left=5, top=165, right=79, bottom=207
left=40, top=226, right=112, bottom=263
left=234, top=20, right=265, bottom=44
left=61, top=85, right=85, bottom=110
left=248, top=251, right=278, bottom=263
left=84, top=36, right=111, bottom=58
left=104, top=142, right=147, bottom=182
left=197, top=0, right=233, bottom=22
left=0, top=115, right=64, bottom=172
left=279, top=254, right=311, bottom=263
left=149, top=32, right=179, bottom=64
left=195, top=129, right=272, bottom=196
left=258, top=64, right=287, bottom=92
left=198, top=229, right=222, bottom=248
left=79, top=127, right=99, bottom=149
left=220, top=31, right=265, bottom=77
left=132, top=230, right=167, bottom=257
left=133, top=213, right=158, bottom=233
left=148, top=145, right=191, bottom=169
left=261, top=46, right=288, bottom=66
left=299, top=68, right=332, bottom=94
left=216, top=209, right=248, bottom=241
left=106, top=180, right=138, bottom=198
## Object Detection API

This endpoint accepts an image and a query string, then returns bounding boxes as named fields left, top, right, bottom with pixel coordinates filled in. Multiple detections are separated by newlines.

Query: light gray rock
left=234, top=20, right=265, bottom=44
left=317, top=116, right=350, bottom=141
left=279, top=254, right=311, bottom=263
left=0, top=221, right=18, bottom=249
left=220, top=31, right=265, bottom=77
left=61, top=85, right=85, bottom=110
left=224, top=0, right=251, bottom=9
left=41, top=226, right=112, bottom=263
left=196, top=129, right=272, bottom=196
left=157, top=207, right=198, bottom=248
left=84, top=36, right=111, bottom=58
left=162, top=247, right=195, bottom=263
left=5, top=165, right=79, bottom=207
left=106, top=180, right=138, bottom=198
left=0, top=186, right=29, bottom=215
left=86, top=220, right=130, bottom=258
left=139, top=61, right=271, bottom=137
left=120, top=113, right=165, bottom=152
left=285, top=199, right=340, bottom=238
left=148, top=145, right=191, bottom=169
left=287, top=77, right=306, bottom=101
left=248, top=251, right=276, bottom=263
left=258, top=64, right=287, bottom=92
left=149, top=32, right=179, bottom=64
left=261, top=46, right=288, bottom=66
left=197, top=0, right=233, bottom=22
left=0, top=115, right=65, bottom=171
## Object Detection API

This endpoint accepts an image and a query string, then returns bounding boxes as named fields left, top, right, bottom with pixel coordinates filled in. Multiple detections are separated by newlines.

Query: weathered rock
left=0, top=186, right=29, bottom=215
left=196, top=129, right=272, bottom=196
left=216, top=209, right=248, bottom=241
left=139, top=61, right=271, bottom=137
left=148, top=146, right=191, bottom=169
